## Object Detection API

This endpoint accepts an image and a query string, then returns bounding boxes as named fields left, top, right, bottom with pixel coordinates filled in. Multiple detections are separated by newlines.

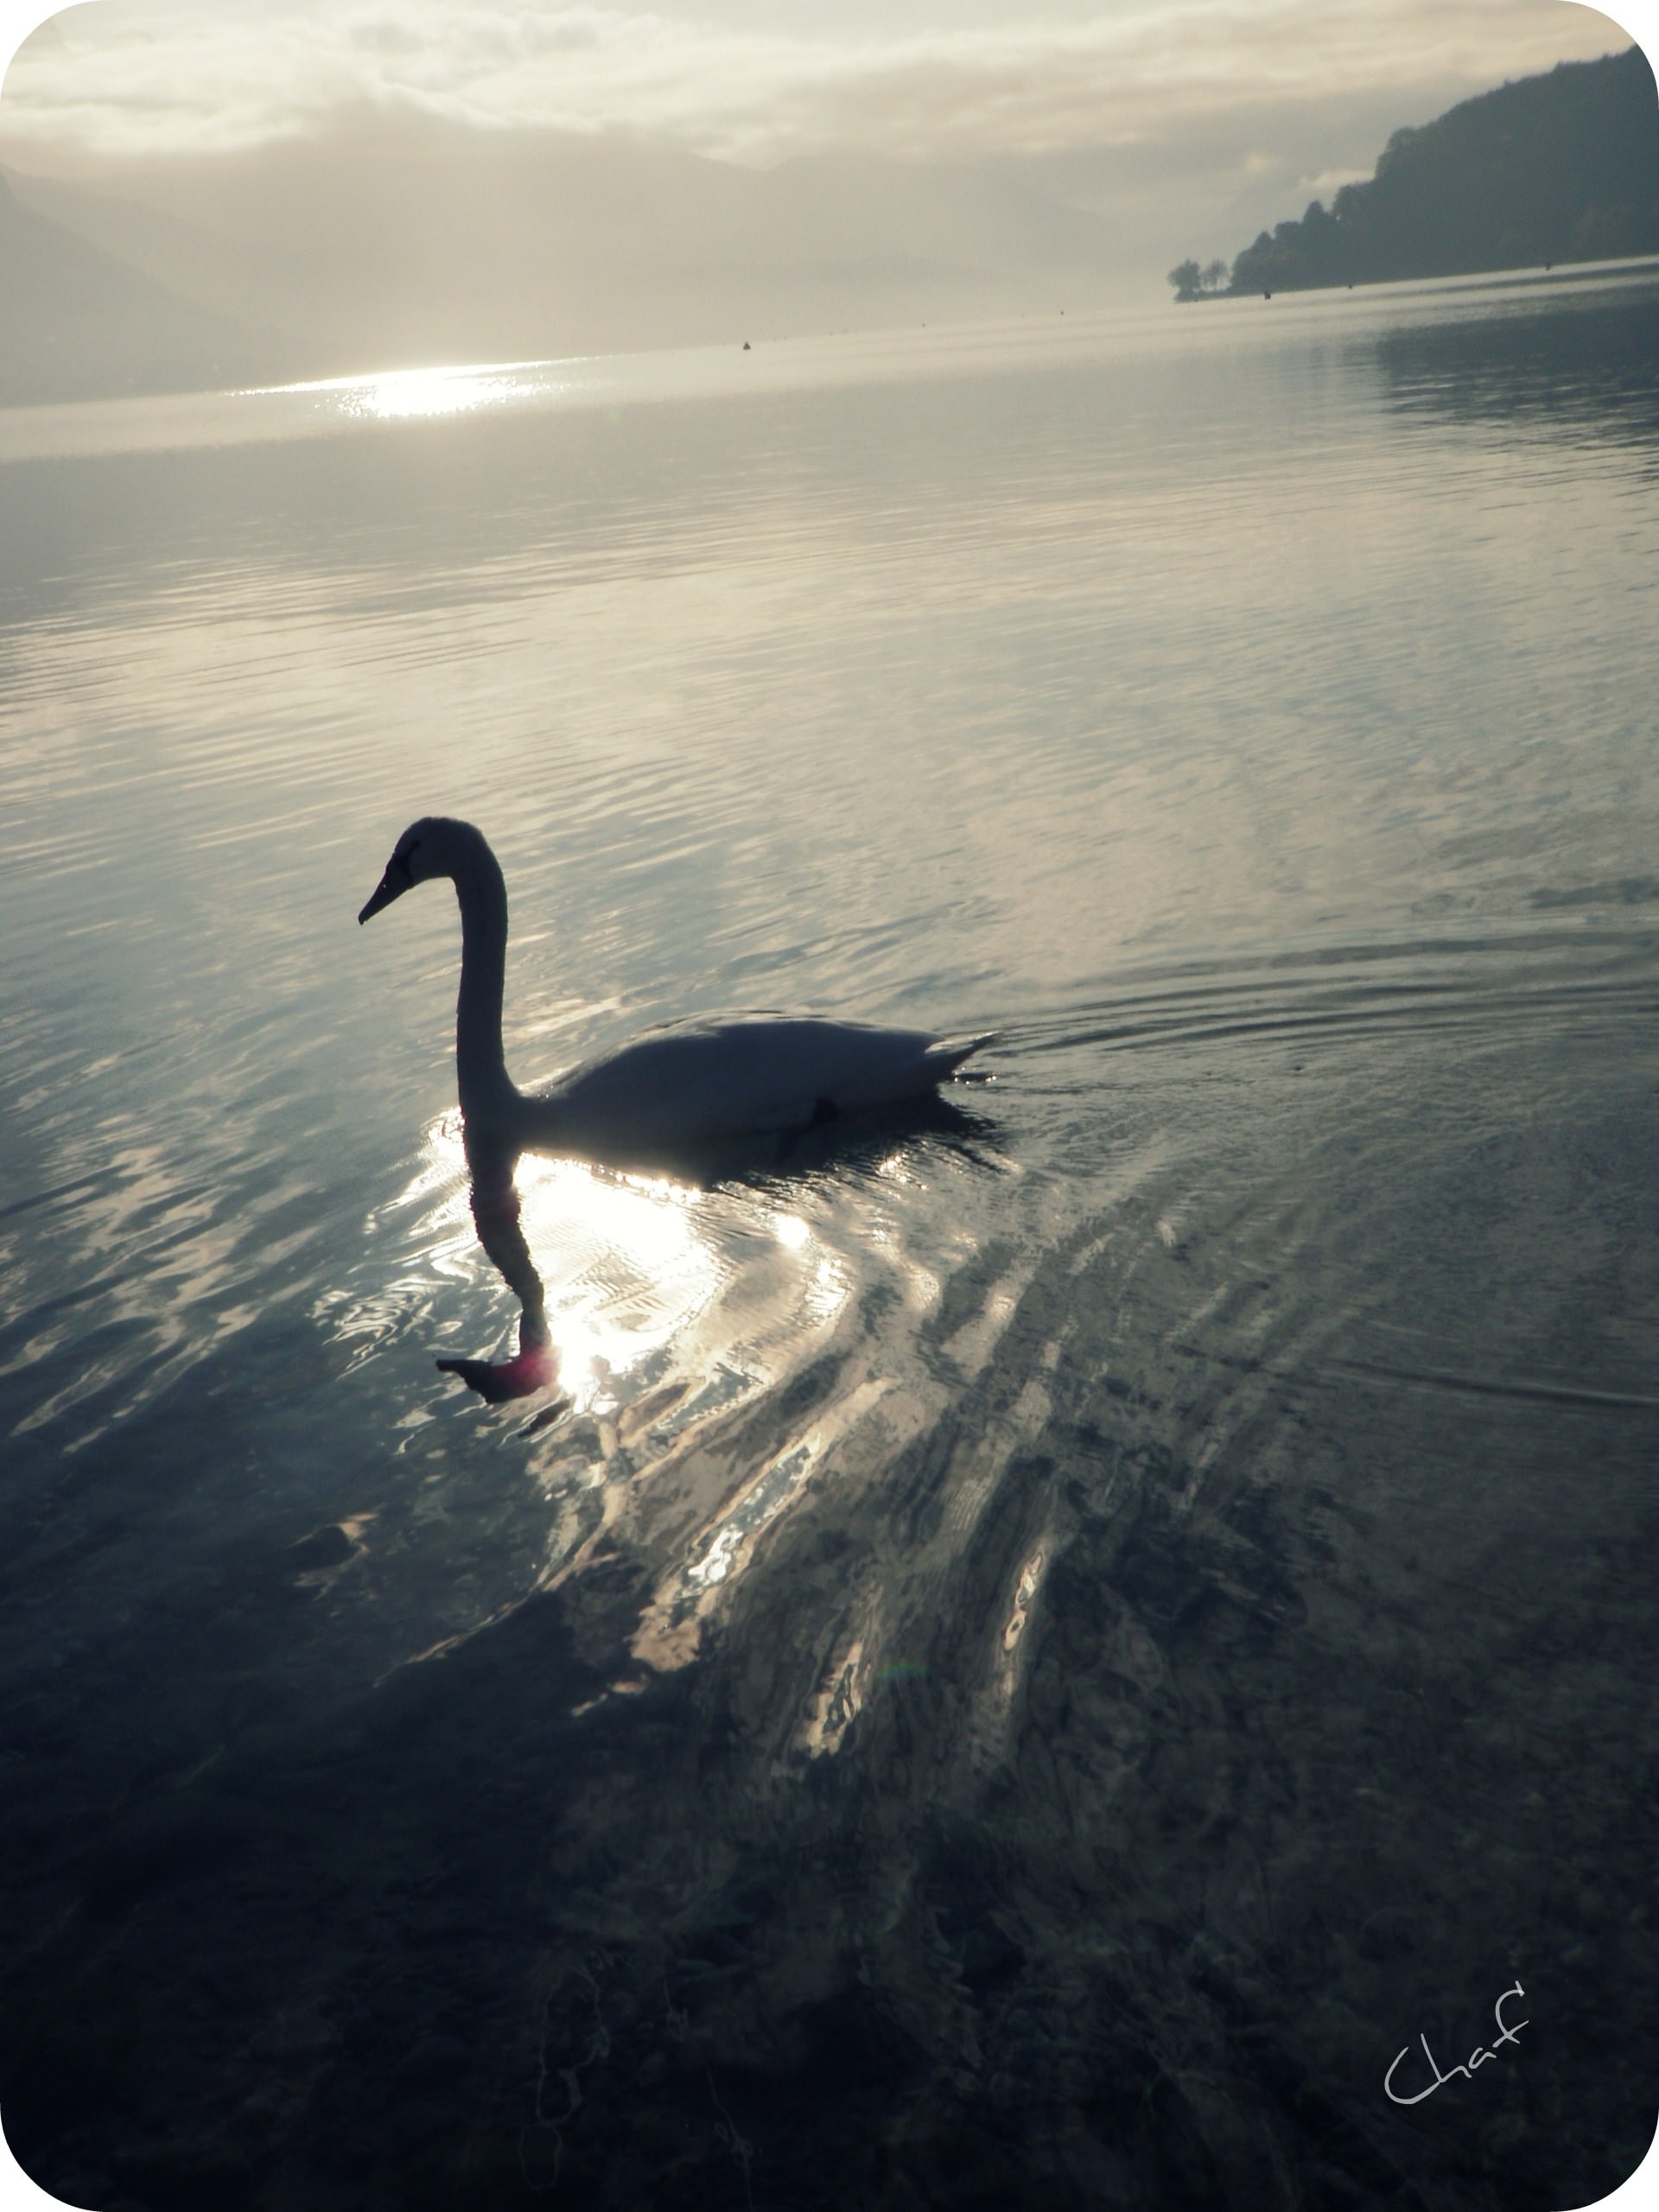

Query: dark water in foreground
left=1, top=266, right=1657, bottom=2210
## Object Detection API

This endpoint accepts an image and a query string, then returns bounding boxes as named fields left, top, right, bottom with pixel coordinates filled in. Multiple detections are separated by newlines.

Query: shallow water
left=2, top=265, right=1657, bottom=2210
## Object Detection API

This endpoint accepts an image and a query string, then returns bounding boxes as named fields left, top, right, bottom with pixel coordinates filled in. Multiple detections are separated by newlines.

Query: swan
left=359, top=817, right=986, bottom=1166
left=358, top=817, right=988, bottom=1399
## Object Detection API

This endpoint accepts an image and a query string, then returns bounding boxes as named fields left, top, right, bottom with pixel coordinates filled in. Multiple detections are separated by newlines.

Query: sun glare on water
left=270, top=360, right=558, bottom=422
left=388, top=1116, right=839, bottom=1416
left=353, top=1116, right=925, bottom=1675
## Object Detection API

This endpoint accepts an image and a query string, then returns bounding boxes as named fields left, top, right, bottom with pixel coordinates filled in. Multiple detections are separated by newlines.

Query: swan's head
left=358, top=817, right=478, bottom=924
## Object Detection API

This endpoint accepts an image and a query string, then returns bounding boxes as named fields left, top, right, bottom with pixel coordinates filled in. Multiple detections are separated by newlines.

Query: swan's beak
left=358, top=855, right=411, bottom=925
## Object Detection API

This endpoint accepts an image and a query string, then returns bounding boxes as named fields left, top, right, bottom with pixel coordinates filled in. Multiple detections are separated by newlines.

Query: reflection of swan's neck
left=451, top=836, right=524, bottom=1135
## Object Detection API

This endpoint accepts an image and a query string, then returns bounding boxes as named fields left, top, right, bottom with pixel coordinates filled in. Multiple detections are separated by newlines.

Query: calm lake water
left=2, top=264, right=1657, bottom=2212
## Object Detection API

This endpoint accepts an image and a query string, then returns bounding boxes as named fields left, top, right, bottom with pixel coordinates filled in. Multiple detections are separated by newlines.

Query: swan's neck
left=451, top=838, right=522, bottom=1132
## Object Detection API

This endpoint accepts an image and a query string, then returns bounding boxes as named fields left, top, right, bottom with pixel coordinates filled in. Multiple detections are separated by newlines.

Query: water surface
left=2, top=266, right=1657, bottom=2210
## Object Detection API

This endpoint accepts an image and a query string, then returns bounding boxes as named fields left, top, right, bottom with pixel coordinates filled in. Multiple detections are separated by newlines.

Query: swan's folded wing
left=540, top=1017, right=977, bottom=1149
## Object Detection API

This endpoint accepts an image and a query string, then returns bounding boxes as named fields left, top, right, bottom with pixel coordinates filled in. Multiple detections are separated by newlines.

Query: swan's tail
left=925, top=1033, right=996, bottom=1084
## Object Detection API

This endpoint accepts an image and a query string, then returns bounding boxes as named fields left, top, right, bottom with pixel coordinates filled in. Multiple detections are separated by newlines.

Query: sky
left=0, top=0, right=1648, bottom=176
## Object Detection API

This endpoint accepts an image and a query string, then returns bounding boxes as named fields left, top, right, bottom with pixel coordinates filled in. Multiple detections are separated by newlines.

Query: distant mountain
left=0, top=170, right=276, bottom=405
left=3, top=113, right=1122, bottom=404
left=1173, top=48, right=1659, bottom=299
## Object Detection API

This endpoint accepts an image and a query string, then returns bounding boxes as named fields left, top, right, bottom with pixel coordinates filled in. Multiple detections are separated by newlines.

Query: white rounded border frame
left=0, top=0, right=1654, bottom=2206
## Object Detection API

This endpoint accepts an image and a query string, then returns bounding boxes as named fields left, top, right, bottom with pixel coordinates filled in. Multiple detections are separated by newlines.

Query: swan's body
left=531, top=1014, right=978, bottom=1166
left=359, top=817, right=985, bottom=1171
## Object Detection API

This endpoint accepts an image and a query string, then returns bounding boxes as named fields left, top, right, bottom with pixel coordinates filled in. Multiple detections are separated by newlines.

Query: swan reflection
left=400, top=1115, right=748, bottom=1413
left=391, top=1109, right=881, bottom=1421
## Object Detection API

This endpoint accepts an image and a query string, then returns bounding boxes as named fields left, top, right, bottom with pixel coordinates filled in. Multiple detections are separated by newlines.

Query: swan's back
left=529, top=1016, right=982, bottom=1158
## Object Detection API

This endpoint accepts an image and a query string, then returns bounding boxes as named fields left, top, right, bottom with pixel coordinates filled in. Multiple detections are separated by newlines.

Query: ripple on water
left=2, top=276, right=1657, bottom=2205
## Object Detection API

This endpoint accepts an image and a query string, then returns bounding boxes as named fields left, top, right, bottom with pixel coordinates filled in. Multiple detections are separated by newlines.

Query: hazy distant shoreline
left=0, top=126, right=1127, bottom=411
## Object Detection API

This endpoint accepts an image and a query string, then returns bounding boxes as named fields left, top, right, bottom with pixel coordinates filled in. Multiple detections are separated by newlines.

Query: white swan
left=359, top=816, right=986, bottom=1170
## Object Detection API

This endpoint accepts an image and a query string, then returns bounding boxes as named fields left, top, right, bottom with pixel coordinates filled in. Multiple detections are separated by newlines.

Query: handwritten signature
left=1384, top=1983, right=1529, bottom=2105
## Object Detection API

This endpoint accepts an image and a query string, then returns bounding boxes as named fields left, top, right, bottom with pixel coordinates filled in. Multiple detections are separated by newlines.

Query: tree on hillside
left=1169, top=257, right=1231, bottom=301
left=1167, top=258, right=1202, bottom=301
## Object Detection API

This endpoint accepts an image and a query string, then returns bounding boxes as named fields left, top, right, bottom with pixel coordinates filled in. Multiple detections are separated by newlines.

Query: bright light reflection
left=373, top=1116, right=909, bottom=1674
left=270, top=359, right=555, bottom=422
left=401, top=1116, right=727, bottom=1410
left=355, top=368, right=514, bottom=420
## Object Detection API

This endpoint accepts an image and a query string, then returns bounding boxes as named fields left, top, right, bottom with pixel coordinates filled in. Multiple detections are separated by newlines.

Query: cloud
left=1292, top=166, right=1375, bottom=201
left=0, top=0, right=1633, bottom=170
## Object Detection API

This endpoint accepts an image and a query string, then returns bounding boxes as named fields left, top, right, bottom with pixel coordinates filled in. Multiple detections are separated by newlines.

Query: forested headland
left=1171, top=47, right=1659, bottom=300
